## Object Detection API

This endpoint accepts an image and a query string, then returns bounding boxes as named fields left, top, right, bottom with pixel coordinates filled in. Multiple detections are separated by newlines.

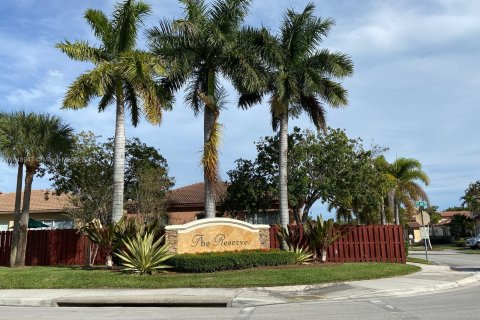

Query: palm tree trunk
left=204, top=107, right=217, bottom=218
left=15, top=164, right=35, bottom=267
left=278, top=112, right=289, bottom=248
left=204, top=68, right=217, bottom=218
left=9, top=161, right=24, bottom=267
left=112, top=81, right=126, bottom=222
left=380, top=198, right=386, bottom=225
left=394, top=199, right=400, bottom=225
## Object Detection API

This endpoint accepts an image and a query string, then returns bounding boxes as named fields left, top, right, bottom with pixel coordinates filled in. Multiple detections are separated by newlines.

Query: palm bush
left=275, top=223, right=307, bottom=251
left=304, top=217, right=350, bottom=262
left=116, top=232, right=173, bottom=274
left=292, top=247, right=314, bottom=265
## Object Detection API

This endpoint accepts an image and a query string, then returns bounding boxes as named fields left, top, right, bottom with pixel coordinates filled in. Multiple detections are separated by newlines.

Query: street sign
left=415, top=201, right=427, bottom=208
left=419, top=226, right=429, bottom=240
left=415, top=211, right=430, bottom=226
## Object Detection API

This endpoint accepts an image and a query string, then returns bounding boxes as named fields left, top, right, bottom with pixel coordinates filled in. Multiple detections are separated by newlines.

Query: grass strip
left=0, top=263, right=419, bottom=289
left=406, top=257, right=432, bottom=265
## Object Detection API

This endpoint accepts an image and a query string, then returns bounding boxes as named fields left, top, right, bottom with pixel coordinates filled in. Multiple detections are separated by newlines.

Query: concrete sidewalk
left=0, top=263, right=479, bottom=308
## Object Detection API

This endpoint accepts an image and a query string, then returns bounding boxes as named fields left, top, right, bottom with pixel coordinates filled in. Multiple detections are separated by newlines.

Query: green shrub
left=169, top=250, right=296, bottom=273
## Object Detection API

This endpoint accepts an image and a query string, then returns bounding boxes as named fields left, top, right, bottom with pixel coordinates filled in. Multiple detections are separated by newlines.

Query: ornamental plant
left=304, top=217, right=350, bottom=262
left=116, top=232, right=173, bottom=274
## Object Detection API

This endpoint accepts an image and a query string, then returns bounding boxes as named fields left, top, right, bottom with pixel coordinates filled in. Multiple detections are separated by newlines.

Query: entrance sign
left=165, top=218, right=270, bottom=254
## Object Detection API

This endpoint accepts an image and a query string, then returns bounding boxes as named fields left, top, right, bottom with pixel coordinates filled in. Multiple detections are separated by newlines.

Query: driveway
left=409, top=249, right=480, bottom=270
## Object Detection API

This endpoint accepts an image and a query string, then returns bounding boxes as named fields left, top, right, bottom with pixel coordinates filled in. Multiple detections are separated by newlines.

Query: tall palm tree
left=0, top=113, right=73, bottom=267
left=0, top=112, right=31, bottom=266
left=239, top=4, right=353, bottom=232
left=148, top=0, right=266, bottom=218
left=387, top=158, right=430, bottom=224
left=57, top=0, right=171, bottom=222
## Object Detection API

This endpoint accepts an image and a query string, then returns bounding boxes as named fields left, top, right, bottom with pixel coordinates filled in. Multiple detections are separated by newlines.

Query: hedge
left=168, top=250, right=296, bottom=273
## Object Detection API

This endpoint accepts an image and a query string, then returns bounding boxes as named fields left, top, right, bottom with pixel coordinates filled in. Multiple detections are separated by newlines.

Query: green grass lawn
left=0, top=263, right=420, bottom=289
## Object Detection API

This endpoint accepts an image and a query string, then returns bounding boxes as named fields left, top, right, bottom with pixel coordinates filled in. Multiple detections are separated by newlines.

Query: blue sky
left=1, top=0, right=480, bottom=216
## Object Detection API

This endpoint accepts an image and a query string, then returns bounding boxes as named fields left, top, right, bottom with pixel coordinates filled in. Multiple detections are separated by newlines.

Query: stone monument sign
left=165, top=218, right=270, bottom=254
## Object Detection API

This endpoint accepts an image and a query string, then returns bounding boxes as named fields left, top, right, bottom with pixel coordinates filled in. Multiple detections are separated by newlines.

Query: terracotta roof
left=0, top=190, right=70, bottom=214
left=167, top=182, right=228, bottom=207
left=439, top=211, right=474, bottom=219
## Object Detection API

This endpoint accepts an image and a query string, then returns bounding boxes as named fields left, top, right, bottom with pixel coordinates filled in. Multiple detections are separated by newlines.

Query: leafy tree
left=426, top=206, right=442, bottom=225
left=0, top=112, right=29, bottom=265
left=47, top=132, right=174, bottom=225
left=386, top=158, right=430, bottom=224
left=0, top=113, right=73, bottom=267
left=238, top=4, right=353, bottom=233
left=449, top=214, right=475, bottom=239
left=444, top=206, right=467, bottom=212
left=57, top=0, right=172, bottom=222
left=148, top=0, right=266, bottom=218
left=461, top=181, right=480, bottom=214
left=223, top=127, right=385, bottom=224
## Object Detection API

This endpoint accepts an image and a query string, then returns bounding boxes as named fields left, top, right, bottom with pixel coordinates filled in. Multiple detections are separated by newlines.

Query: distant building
left=166, top=182, right=280, bottom=225
left=0, top=190, right=73, bottom=231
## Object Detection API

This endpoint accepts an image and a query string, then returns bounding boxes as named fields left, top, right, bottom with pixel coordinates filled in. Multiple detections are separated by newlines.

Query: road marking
left=369, top=299, right=421, bottom=320
left=234, top=307, right=255, bottom=320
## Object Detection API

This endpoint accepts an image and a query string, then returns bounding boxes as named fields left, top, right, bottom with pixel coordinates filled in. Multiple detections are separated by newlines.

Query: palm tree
left=0, top=112, right=31, bottom=266
left=148, top=0, right=266, bottom=218
left=57, top=0, right=171, bottom=222
left=387, top=158, right=430, bottom=225
left=239, top=4, right=353, bottom=232
left=0, top=113, right=74, bottom=267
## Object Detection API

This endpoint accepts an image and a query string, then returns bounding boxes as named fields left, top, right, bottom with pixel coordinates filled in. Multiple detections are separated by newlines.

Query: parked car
left=465, top=235, right=480, bottom=249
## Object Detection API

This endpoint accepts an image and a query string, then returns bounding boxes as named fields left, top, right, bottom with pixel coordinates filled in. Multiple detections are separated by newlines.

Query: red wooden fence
left=270, top=224, right=406, bottom=263
left=0, top=230, right=108, bottom=266
left=1, top=224, right=406, bottom=266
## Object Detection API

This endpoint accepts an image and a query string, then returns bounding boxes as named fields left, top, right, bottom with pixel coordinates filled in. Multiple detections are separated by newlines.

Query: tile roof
left=167, top=182, right=228, bottom=207
left=439, top=211, right=474, bottom=218
left=0, top=190, right=70, bottom=214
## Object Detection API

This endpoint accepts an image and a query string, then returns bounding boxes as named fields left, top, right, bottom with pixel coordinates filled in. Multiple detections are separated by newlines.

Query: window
left=245, top=211, right=279, bottom=225
left=0, top=223, right=8, bottom=232
left=39, top=220, right=74, bottom=230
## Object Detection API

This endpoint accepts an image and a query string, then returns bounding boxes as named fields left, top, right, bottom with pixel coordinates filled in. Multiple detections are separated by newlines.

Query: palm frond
left=210, top=0, right=251, bottom=33
left=112, top=0, right=151, bottom=52
left=201, top=117, right=222, bottom=183
left=84, top=9, right=112, bottom=46
left=62, top=63, right=115, bottom=109
left=123, top=81, right=140, bottom=126
left=56, top=40, right=106, bottom=63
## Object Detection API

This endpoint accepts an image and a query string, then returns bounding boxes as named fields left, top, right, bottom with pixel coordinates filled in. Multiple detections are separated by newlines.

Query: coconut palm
left=387, top=158, right=430, bottom=224
left=0, top=113, right=73, bottom=266
left=148, top=0, right=266, bottom=218
left=239, top=4, right=353, bottom=232
left=57, top=0, right=171, bottom=222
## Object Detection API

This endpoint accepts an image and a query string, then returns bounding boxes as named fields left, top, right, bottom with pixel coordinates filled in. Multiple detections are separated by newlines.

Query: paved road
left=1, top=283, right=479, bottom=320
left=409, top=250, right=480, bottom=269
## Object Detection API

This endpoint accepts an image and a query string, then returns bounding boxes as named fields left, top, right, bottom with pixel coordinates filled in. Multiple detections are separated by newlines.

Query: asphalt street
left=409, top=249, right=480, bottom=269
left=0, top=283, right=479, bottom=320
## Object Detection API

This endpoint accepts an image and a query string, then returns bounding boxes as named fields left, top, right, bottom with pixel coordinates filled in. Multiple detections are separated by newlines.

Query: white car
left=465, top=234, right=480, bottom=249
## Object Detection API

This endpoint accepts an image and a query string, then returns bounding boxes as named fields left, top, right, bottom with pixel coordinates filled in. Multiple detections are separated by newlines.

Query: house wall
left=0, top=212, right=70, bottom=230
left=168, top=211, right=199, bottom=225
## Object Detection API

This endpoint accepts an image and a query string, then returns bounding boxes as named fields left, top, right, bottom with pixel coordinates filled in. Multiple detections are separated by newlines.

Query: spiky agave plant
left=116, top=232, right=173, bottom=274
